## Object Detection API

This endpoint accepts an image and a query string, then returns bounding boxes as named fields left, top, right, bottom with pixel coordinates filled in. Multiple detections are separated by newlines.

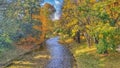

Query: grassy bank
left=63, top=41, right=120, bottom=68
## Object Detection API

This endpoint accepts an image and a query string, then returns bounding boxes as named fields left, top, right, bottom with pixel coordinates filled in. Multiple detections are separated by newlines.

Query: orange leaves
left=31, top=4, right=53, bottom=45
left=38, top=32, right=45, bottom=44
left=17, top=35, right=36, bottom=45
left=90, top=0, right=97, bottom=3
left=26, top=36, right=36, bottom=43
left=32, top=14, right=47, bottom=23
left=32, top=14, right=41, bottom=20
left=32, top=15, right=49, bottom=32
left=40, top=15, right=47, bottom=24
left=33, top=25, right=42, bottom=31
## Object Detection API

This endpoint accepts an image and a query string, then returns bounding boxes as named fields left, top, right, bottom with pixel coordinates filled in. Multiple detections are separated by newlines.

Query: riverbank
left=60, top=40, right=120, bottom=68
left=5, top=37, right=76, bottom=68
left=6, top=44, right=50, bottom=68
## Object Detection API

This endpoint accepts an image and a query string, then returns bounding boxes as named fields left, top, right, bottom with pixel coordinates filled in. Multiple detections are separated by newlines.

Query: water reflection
left=46, top=37, right=73, bottom=68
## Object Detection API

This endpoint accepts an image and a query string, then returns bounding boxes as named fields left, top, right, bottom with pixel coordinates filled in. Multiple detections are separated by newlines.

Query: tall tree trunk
left=74, top=30, right=80, bottom=43
left=94, top=36, right=99, bottom=44
left=76, top=30, right=80, bottom=43
left=84, top=32, right=91, bottom=47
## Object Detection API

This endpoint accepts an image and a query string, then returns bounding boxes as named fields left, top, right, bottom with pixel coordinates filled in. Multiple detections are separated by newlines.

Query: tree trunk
left=74, top=30, right=80, bottom=43
left=104, top=50, right=108, bottom=54
left=84, top=32, right=91, bottom=47
left=94, top=36, right=99, bottom=44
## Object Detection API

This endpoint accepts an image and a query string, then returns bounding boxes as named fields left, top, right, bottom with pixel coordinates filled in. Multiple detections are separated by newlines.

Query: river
left=41, top=0, right=75, bottom=68
left=46, top=37, right=74, bottom=68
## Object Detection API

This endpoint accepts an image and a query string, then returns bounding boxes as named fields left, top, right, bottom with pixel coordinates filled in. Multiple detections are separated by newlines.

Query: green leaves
left=96, top=38, right=108, bottom=54
left=0, top=33, right=12, bottom=44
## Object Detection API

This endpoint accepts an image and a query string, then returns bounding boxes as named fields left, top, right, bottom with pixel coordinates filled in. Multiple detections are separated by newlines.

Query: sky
left=40, top=0, right=64, bottom=20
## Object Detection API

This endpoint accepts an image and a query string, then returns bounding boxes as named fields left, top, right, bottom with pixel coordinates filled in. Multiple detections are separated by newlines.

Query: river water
left=46, top=37, right=74, bottom=68
left=41, top=0, right=75, bottom=68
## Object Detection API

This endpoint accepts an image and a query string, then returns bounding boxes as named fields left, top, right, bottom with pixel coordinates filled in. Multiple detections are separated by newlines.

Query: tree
left=0, top=0, right=43, bottom=45
left=57, top=0, right=94, bottom=46
left=90, top=0, right=120, bottom=54
left=32, top=3, right=55, bottom=44
left=57, top=0, right=120, bottom=54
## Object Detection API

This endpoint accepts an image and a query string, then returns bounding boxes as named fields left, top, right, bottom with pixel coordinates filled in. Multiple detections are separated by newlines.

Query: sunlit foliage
left=32, top=3, right=54, bottom=44
left=56, top=0, right=120, bottom=54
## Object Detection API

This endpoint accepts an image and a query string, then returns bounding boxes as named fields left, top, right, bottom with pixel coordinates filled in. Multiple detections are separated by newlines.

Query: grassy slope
left=64, top=40, right=120, bottom=68
left=7, top=45, right=50, bottom=68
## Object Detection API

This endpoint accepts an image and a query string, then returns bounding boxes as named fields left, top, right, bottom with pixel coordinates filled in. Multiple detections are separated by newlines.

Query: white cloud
left=40, top=0, right=63, bottom=20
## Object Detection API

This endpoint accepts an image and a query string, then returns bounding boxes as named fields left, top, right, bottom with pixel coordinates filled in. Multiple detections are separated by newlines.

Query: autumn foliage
left=32, top=3, right=54, bottom=45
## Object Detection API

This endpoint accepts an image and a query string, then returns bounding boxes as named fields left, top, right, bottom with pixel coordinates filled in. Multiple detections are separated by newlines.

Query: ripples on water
left=46, top=37, right=73, bottom=68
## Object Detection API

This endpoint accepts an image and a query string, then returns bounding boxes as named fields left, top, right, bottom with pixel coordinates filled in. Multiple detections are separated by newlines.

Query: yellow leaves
left=67, top=19, right=78, bottom=28
left=92, top=23, right=116, bottom=34
left=118, top=22, right=120, bottom=25
left=34, top=54, right=51, bottom=59
left=80, top=36, right=85, bottom=40
left=65, top=38, right=74, bottom=44
left=99, top=34, right=103, bottom=38
left=13, top=61, right=35, bottom=65
left=71, top=25, right=80, bottom=37
left=74, top=25, right=79, bottom=30
left=100, top=57, right=106, bottom=61
left=72, top=29, right=76, bottom=36
left=85, top=25, right=91, bottom=29
left=8, top=61, right=35, bottom=68
left=101, top=23, right=116, bottom=32
left=63, top=1, right=74, bottom=9
left=75, top=47, right=96, bottom=55
left=90, top=0, right=97, bottom=3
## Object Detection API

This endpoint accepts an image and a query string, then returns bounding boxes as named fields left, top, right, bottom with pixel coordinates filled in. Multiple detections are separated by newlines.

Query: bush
left=96, top=38, right=108, bottom=54
left=20, top=23, right=41, bottom=38
left=0, top=34, right=14, bottom=55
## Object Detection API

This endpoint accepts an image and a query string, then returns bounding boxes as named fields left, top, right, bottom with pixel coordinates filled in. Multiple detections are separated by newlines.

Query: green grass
left=76, top=52, right=120, bottom=68
left=77, top=53, right=101, bottom=68
left=68, top=42, right=120, bottom=68
left=0, top=48, right=7, bottom=53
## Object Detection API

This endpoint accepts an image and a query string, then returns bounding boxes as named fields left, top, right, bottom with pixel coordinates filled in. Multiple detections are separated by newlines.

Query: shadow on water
left=46, top=37, right=74, bottom=68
